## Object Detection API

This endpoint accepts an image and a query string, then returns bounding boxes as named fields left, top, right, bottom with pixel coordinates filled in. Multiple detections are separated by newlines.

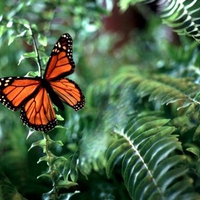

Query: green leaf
left=57, top=179, right=78, bottom=189
left=186, top=145, right=200, bottom=157
left=16, top=30, right=27, bottom=37
left=37, top=173, right=52, bottom=180
left=119, top=0, right=133, bottom=11
left=7, top=2, right=24, bottom=19
left=18, top=52, right=36, bottom=65
left=17, top=18, right=30, bottom=28
left=69, top=154, right=79, bottom=182
left=29, top=135, right=63, bottom=153
left=0, top=25, right=6, bottom=37
left=38, top=34, right=47, bottom=47
left=56, top=114, right=65, bottom=121
left=106, top=138, right=130, bottom=178
left=8, top=34, right=15, bottom=46
left=37, top=154, right=55, bottom=163
left=119, top=0, right=144, bottom=11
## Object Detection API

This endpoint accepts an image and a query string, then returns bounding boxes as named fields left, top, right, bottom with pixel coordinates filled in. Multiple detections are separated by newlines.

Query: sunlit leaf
left=0, top=25, right=6, bottom=37
left=38, top=34, right=47, bottom=46
left=18, top=52, right=36, bottom=65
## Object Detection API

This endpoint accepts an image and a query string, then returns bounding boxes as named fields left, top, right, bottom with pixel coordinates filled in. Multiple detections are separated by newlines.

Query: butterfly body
left=0, top=33, right=85, bottom=132
left=40, top=78, right=65, bottom=110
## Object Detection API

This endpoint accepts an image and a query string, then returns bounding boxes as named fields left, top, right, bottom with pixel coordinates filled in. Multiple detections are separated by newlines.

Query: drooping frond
left=0, top=172, right=27, bottom=200
left=159, top=0, right=200, bottom=43
left=106, top=112, right=199, bottom=200
left=112, top=66, right=200, bottom=110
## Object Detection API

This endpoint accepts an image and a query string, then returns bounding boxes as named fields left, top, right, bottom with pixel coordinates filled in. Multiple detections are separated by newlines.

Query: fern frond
left=119, top=0, right=200, bottom=43
left=156, top=0, right=200, bottom=44
left=106, top=112, right=199, bottom=200
left=0, top=172, right=27, bottom=200
left=112, top=66, right=200, bottom=109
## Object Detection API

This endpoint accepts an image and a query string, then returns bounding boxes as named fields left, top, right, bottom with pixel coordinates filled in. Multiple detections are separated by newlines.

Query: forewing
left=20, top=87, right=57, bottom=132
left=44, top=33, right=75, bottom=80
left=50, top=78, right=85, bottom=111
left=0, top=77, right=41, bottom=111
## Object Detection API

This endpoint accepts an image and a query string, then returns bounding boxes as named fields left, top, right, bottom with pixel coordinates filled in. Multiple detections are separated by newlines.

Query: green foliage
left=106, top=113, right=197, bottom=200
left=160, top=0, right=200, bottom=42
left=1, top=0, right=200, bottom=200
left=120, top=0, right=200, bottom=43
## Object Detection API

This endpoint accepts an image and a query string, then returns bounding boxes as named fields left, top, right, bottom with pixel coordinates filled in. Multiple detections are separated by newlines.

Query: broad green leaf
left=38, top=34, right=47, bottom=46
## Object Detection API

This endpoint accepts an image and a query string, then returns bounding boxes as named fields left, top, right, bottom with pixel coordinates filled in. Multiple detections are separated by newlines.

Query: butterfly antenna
left=32, top=34, right=42, bottom=77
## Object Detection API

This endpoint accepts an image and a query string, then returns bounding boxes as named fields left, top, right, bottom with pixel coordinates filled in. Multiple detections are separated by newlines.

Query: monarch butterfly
left=0, top=33, right=85, bottom=132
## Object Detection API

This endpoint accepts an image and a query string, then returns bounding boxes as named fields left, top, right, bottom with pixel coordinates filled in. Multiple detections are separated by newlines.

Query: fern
left=160, top=0, right=200, bottom=42
left=120, top=0, right=200, bottom=43
left=0, top=172, right=27, bottom=200
left=112, top=66, right=200, bottom=109
left=106, top=112, right=199, bottom=200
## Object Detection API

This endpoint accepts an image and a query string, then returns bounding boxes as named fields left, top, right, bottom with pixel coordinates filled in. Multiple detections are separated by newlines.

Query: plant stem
left=42, top=132, right=58, bottom=199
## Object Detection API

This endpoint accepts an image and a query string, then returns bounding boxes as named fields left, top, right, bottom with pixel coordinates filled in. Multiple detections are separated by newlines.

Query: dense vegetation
left=1, top=0, right=200, bottom=199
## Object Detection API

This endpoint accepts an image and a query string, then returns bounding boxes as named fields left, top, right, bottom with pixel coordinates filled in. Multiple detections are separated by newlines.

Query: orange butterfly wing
left=0, top=77, right=57, bottom=132
left=50, top=78, right=85, bottom=111
left=0, top=77, right=41, bottom=110
left=20, top=87, right=57, bottom=132
left=44, top=33, right=75, bottom=80
left=45, top=33, right=85, bottom=112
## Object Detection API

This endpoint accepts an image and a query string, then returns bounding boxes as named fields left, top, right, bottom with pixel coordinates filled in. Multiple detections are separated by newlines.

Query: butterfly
left=0, top=33, right=85, bottom=132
